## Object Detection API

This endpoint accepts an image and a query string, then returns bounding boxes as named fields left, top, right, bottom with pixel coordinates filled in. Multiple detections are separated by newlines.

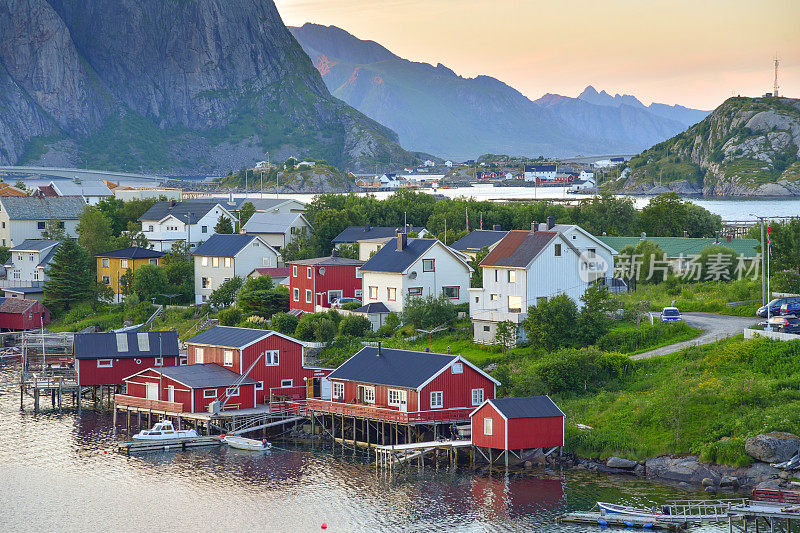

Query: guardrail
left=114, top=394, right=184, bottom=413
left=754, top=488, right=800, bottom=504
left=306, top=398, right=474, bottom=424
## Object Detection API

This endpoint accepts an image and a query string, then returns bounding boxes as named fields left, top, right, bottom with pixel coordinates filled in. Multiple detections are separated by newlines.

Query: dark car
left=780, top=301, right=800, bottom=316
left=778, top=316, right=800, bottom=334
left=757, top=297, right=800, bottom=318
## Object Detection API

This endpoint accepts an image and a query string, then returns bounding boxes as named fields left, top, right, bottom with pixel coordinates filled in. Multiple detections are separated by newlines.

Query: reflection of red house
left=0, top=298, right=50, bottom=330
left=289, top=252, right=364, bottom=313
left=471, top=396, right=564, bottom=451
left=470, top=475, right=565, bottom=519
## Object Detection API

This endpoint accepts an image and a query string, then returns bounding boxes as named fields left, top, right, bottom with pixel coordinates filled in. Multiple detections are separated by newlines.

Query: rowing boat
left=221, top=435, right=272, bottom=451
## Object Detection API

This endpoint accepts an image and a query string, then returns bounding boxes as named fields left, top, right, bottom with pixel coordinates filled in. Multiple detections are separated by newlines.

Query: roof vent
left=116, top=333, right=129, bottom=352
left=531, top=221, right=538, bottom=232
left=446, top=346, right=451, bottom=355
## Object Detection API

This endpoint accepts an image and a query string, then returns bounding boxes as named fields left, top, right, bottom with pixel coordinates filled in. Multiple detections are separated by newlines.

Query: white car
left=331, top=297, right=361, bottom=308
left=660, top=307, right=682, bottom=322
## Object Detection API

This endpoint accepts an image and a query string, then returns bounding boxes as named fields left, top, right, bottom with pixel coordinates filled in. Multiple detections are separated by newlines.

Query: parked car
left=780, top=301, right=800, bottom=316
left=757, top=297, right=800, bottom=318
left=765, top=315, right=800, bottom=334
left=660, top=307, right=682, bottom=322
left=331, top=297, right=362, bottom=309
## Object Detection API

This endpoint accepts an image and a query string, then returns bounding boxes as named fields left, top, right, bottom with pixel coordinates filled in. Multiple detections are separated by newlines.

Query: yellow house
left=96, top=247, right=166, bottom=302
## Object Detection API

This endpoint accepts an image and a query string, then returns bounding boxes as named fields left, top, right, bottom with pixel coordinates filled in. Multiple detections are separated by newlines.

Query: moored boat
left=597, top=501, right=663, bottom=517
left=132, top=421, right=199, bottom=441
left=221, top=435, right=272, bottom=451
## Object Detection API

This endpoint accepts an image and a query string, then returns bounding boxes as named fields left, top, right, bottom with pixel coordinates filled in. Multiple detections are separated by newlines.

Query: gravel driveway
left=631, top=312, right=759, bottom=360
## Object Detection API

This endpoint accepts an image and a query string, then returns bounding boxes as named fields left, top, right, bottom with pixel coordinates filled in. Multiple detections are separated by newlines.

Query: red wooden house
left=289, top=252, right=364, bottom=313
left=307, top=345, right=499, bottom=424
left=470, top=396, right=564, bottom=452
left=123, top=363, right=258, bottom=413
left=75, top=331, right=181, bottom=387
left=184, top=326, right=332, bottom=404
left=0, top=298, right=50, bottom=331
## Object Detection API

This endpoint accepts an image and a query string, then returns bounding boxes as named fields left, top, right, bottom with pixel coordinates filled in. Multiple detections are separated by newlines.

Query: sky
left=274, top=0, right=799, bottom=110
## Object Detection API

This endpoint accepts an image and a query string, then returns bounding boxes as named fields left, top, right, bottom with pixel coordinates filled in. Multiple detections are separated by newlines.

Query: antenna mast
left=773, top=55, right=780, bottom=97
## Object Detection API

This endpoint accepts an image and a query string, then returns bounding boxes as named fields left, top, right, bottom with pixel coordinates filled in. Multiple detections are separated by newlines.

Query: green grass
left=617, top=279, right=761, bottom=316
left=598, top=322, right=701, bottom=355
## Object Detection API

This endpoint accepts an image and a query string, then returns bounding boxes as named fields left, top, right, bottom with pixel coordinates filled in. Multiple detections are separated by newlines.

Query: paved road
left=632, top=312, right=759, bottom=360
left=0, top=165, right=162, bottom=182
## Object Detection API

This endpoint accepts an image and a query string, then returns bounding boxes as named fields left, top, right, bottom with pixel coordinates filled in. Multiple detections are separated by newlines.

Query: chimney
left=331, top=248, right=339, bottom=257
left=377, top=341, right=382, bottom=356
left=531, top=221, right=538, bottom=232
left=364, top=223, right=371, bottom=232
left=169, top=199, right=176, bottom=208
left=397, top=231, right=407, bottom=251
left=492, top=224, right=501, bottom=231
left=446, top=346, right=451, bottom=354
left=547, top=215, right=555, bottom=230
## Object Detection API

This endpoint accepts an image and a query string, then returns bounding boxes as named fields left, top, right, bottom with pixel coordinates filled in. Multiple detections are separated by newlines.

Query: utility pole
left=751, top=215, right=767, bottom=306
left=186, top=211, right=191, bottom=249
left=774, top=54, right=780, bottom=97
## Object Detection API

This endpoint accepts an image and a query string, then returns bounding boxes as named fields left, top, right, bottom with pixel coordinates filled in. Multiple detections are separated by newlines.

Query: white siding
left=193, top=238, right=279, bottom=304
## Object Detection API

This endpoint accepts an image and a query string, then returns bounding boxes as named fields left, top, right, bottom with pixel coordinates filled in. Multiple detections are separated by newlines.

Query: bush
left=597, top=322, right=695, bottom=353
left=338, top=315, right=372, bottom=337
left=242, top=315, right=270, bottom=329
left=295, top=313, right=337, bottom=342
left=698, top=438, right=753, bottom=467
left=62, top=303, right=97, bottom=324
left=402, top=295, right=458, bottom=329
left=520, top=293, right=578, bottom=350
left=217, top=307, right=242, bottom=326
left=341, top=301, right=362, bottom=311
left=270, top=312, right=299, bottom=335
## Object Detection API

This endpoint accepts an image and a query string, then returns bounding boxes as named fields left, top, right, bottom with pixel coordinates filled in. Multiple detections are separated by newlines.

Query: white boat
left=597, top=501, right=662, bottom=517
left=132, top=421, right=199, bottom=441
left=221, top=435, right=272, bottom=451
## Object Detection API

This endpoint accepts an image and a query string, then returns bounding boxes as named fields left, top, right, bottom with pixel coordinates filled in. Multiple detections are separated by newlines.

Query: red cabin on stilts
left=470, top=396, right=564, bottom=452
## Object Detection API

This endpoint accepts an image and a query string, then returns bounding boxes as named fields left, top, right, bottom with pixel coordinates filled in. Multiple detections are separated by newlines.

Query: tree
left=520, top=293, right=578, bottom=350
left=401, top=295, right=459, bottom=329
left=239, top=202, right=256, bottom=228
left=214, top=215, right=234, bottom=234
left=237, top=285, right=289, bottom=318
left=638, top=193, right=720, bottom=238
left=495, top=320, right=517, bottom=353
left=270, top=312, right=299, bottom=335
left=132, top=264, right=168, bottom=301
left=695, top=245, right=737, bottom=282
left=295, top=312, right=337, bottom=342
left=43, top=239, right=94, bottom=313
left=209, top=276, right=244, bottom=308
left=113, top=221, right=149, bottom=249
left=160, top=241, right=194, bottom=303
left=14, top=181, right=26, bottom=190
left=338, top=315, right=372, bottom=337
left=577, top=283, right=614, bottom=346
left=0, top=246, right=10, bottom=265
left=77, top=205, right=113, bottom=259
left=41, top=219, right=67, bottom=241
left=241, top=275, right=274, bottom=293
left=619, top=239, right=669, bottom=284
left=119, top=267, right=135, bottom=297
left=469, top=247, right=489, bottom=288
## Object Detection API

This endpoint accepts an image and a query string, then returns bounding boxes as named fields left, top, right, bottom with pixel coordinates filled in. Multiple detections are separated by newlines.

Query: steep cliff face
left=0, top=0, right=413, bottom=173
left=616, top=97, right=800, bottom=196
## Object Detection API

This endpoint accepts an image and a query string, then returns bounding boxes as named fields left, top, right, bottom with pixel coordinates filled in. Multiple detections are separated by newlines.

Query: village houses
left=242, top=212, right=312, bottom=251
left=333, top=224, right=429, bottom=261
left=139, top=200, right=236, bottom=252
left=96, top=247, right=167, bottom=303
left=288, top=251, right=364, bottom=313
left=0, top=196, right=85, bottom=248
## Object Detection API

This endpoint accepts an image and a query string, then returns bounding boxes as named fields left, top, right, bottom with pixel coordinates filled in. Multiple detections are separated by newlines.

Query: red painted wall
left=125, top=369, right=256, bottom=413
left=289, top=263, right=362, bottom=313
left=419, top=362, right=495, bottom=412
left=507, top=416, right=564, bottom=449
left=0, top=302, right=50, bottom=330
left=471, top=402, right=506, bottom=449
left=78, top=355, right=182, bottom=386
left=332, top=380, right=418, bottom=412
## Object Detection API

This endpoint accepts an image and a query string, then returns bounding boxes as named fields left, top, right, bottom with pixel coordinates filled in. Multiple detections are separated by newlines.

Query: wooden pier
left=117, top=436, right=221, bottom=454
left=375, top=439, right=473, bottom=471
left=558, top=511, right=687, bottom=530
left=728, top=489, right=800, bottom=532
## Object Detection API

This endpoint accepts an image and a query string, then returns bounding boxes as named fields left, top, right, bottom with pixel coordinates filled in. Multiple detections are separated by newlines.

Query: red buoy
left=321, top=523, right=327, bottom=530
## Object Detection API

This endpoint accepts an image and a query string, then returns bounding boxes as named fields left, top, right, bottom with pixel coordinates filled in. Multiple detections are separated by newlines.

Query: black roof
left=185, top=326, right=276, bottom=348
left=489, top=396, right=564, bottom=419
left=328, top=346, right=456, bottom=389
left=192, top=234, right=259, bottom=257
left=332, top=225, right=427, bottom=243
left=139, top=201, right=225, bottom=224
left=353, top=302, right=391, bottom=314
left=359, top=238, right=438, bottom=273
left=96, top=247, right=166, bottom=259
left=450, top=230, right=508, bottom=252
left=524, top=164, right=557, bottom=172
left=151, top=363, right=257, bottom=388
left=74, top=331, right=179, bottom=359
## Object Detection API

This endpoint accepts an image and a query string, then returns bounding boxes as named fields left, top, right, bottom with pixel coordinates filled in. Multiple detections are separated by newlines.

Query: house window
left=368, top=286, right=378, bottom=299
left=149, top=259, right=158, bottom=265
left=422, top=259, right=435, bottom=272
left=154, top=357, right=163, bottom=366
left=102, top=276, right=110, bottom=284
left=408, top=287, right=422, bottom=296
left=256, top=381, right=264, bottom=391
left=430, top=391, right=443, bottom=409
left=442, top=286, right=459, bottom=299
left=328, top=290, right=342, bottom=304
left=33, top=271, right=39, bottom=281
left=554, top=243, right=562, bottom=257
left=359, top=385, right=375, bottom=404
left=264, top=350, right=279, bottom=366
left=292, top=265, right=298, bottom=276
left=203, top=389, right=216, bottom=399
left=148, top=225, right=154, bottom=232
left=28, top=253, right=34, bottom=261
left=293, top=288, right=299, bottom=301
left=120, top=259, right=129, bottom=269
left=452, top=362, right=463, bottom=374
left=588, top=248, right=596, bottom=257
left=354, top=289, right=362, bottom=298
left=388, top=389, right=403, bottom=407
left=307, top=267, right=313, bottom=279
left=201, top=277, right=210, bottom=289
left=332, top=382, right=344, bottom=400
left=37, top=221, right=46, bottom=230
left=483, top=325, right=490, bottom=332
left=195, top=348, right=204, bottom=363
left=224, top=257, right=231, bottom=268
left=201, top=257, right=208, bottom=266
left=226, top=386, right=239, bottom=397
left=16, top=253, right=22, bottom=261
left=472, top=388, right=485, bottom=406
left=262, top=257, right=270, bottom=267
left=494, top=269, right=498, bottom=282
left=179, top=357, right=187, bottom=365
left=509, top=295, right=522, bottom=313
left=387, top=287, right=396, bottom=301
left=281, top=379, right=293, bottom=388
left=508, top=270, right=516, bottom=283
left=201, top=226, right=208, bottom=234
left=212, top=257, right=219, bottom=268
left=305, top=289, right=312, bottom=303
left=484, top=417, right=493, bottom=436
left=97, top=359, right=113, bottom=368
left=490, top=294, right=499, bottom=301
left=224, top=350, right=234, bottom=367
left=102, top=258, right=110, bottom=268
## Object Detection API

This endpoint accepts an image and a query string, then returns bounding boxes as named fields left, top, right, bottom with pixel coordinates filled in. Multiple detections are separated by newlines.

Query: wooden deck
left=375, top=439, right=472, bottom=470
left=306, top=398, right=474, bottom=424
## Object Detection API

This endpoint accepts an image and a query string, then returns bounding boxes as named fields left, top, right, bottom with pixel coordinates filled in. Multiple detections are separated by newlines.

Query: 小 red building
left=470, top=396, right=565, bottom=452
left=288, top=252, right=364, bottom=313
left=74, top=331, right=181, bottom=387
left=0, top=298, right=50, bottom=331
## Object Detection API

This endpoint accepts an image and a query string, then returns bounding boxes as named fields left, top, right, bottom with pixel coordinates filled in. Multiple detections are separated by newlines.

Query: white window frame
left=120, top=259, right=129, bottom=269
left=212, top=257, right=219, bottom=268
left=354, top=289, right=363, bottom=298
left=202, top=277, right=210, bottom=289
left=484, top=417, right=493, bottom=436
left=508, top=270, right=516, bottom=283
left=305, top=289, right=312, bottom=303
left=195, top=347, right=204, bottom=363
left=388, top=389, right=404, bottom=407
left=368, top=286, right=378, bottom=299
left=226, top=386, right=239, bottom=397
left=359, top=385, right=375, bottom=404
left=508, top=295, right=523, bottom=313
left=179, top=357, right=187, bottom=365
left=97, top=359, right=113, bottom=368
left=223, top=350, right=234, bottom=367
left=256, top=381, right=264, bottom=391
left=101, top=258, right=110, bottom=268
left=201, top=257, right=208, bottom=267
left=264, top=350, right=279, bottom=366
left=203, top=389, right=216, bottom=399
left=281, top=379, right=293, bottom=388
left=328, top=289, right=342, bottom=303
left=430, top=391, right=443, bottom=409
left=387, top=287, right=397, bottom=301
left=307, top=267, right=313, bottom=279
left=452, top=362, right=463, bottom=374
left=154, top=357, right=163, bottom=367
left=224, top=257, right=231, bottom=268
left=293, top=288, right=299, bottom=301
left=292, top=265, right=298, bottom=277
left=332, top=381, right=345, bottom=399
left=471, top=388, right=484, bottom=406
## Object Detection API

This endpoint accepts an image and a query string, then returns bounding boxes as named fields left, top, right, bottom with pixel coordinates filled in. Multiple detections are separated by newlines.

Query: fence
left=115, top=394, right=184, bottom=413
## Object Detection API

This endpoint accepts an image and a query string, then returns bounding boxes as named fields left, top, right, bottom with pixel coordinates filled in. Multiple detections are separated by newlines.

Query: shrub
left=698, top=438, right=753, bottom=467
left=217, top=307, right=242, bottom=326
left=295, top=313, right=337, bottom=342
left=597, top=322, right=694, bottom=353
left=270, top=312, right=299, bottom=335
left=520, top=293, right=578, bottom=350
left=242, top=315, right=269, bottom=329
left=402, top=295, right=459, bottom=329
left=338, top=315, right=371, bottom=337
left=341, top=301, right=362, bottom=311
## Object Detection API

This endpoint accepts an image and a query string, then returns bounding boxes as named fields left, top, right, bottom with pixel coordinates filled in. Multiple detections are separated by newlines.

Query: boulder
left=745, top=432, right=800, bottom=463
left=606, top=456, right=638, bottom=469
left=702, top=478, right=715, bottom=487
left=719, top=476, right=739, bottom=488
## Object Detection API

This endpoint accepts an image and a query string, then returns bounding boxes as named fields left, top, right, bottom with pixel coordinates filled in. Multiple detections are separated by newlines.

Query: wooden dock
left=375, top=439, right=472, bottom=471
left=117, top=436, right=221, bottom=454
left=558, top=511, right=687, bottom=530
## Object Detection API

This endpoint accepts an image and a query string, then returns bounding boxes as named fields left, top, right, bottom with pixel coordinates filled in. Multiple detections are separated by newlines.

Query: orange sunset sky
left=274, top=0, right=798, bottom=110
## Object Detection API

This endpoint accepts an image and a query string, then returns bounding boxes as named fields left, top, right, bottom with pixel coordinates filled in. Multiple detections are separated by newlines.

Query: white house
left=523, top=164, right=558, bottom=182
left=444, top=160, right=453, bottom=168
left=40, top=179, right=112, bottom=205
left=423, top=159, right=436, bottom=167
left=112, top=186, right=183, bottom=202
left=139, top=200, right=236, bottom=252
left=241, top=212, right=312, bottom=251
left=192, top=234, right=280, bottom=304
left=3, top=239, right=59, bottom=291
left=0, top=196, right=85, bottom=248
left=469, top=221, right=615, bottom=345
left=359, top=234, right=473, bottom=314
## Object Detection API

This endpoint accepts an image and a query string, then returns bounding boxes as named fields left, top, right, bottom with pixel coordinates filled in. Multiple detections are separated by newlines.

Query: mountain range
left=290, top=23, right=711, bottom=160
left=0, top=0, right=415, bottom=173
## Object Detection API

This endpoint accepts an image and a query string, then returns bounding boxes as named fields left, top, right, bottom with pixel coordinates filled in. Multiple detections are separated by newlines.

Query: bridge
left=0, top=165, right=164, bottom=183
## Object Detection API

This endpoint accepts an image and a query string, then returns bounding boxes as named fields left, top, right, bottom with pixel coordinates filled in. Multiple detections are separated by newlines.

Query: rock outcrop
left=745, top=432, right=800, bottom=463
left=645, top=455, right=781, bottom=489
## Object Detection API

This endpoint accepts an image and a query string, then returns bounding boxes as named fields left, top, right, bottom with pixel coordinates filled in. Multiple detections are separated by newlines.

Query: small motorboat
left=132, top=421, right=199, bottom=441
left=221, top=435, right=272, bottom=451
left=597, top=501, right=662, bottom=518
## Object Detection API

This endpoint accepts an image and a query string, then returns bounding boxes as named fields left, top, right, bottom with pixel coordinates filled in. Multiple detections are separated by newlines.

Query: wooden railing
left=306, top=399, right=474, bottom=424
left=114, top=394, right=184, bottom=413
left=754, top=488, right=800, bottom=504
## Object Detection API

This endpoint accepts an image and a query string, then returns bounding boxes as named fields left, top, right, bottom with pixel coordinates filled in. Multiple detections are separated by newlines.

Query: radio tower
left=773, top=55, right=780, bottom=97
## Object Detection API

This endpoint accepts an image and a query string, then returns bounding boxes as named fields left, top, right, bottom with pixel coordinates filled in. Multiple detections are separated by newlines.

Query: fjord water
left=0, top=366, right=730, bottom=532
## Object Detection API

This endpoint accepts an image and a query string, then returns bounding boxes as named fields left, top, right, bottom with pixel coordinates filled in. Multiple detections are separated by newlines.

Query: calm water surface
left=0, top=365, right=732, bottom=532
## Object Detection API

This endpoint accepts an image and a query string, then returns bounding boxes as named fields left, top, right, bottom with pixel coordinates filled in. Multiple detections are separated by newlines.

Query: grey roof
left=333, top=225, right=427, bottom=243
left=185, top=325, right=274, bottom=348
left=288, top=254, right=364, bottom=267
left=450, top=230, right=508, bottom=252
left=150, top=363, right=257, bottom=389
left=51, top=180, right=112, bottom=197
left=242, top=212, right=308, bottom=234
left=10, top=239, right=59, bottom=252
left=37, top=244, right=59, bottom=268
left=489, top=396, right=565, bottom=419
left=186, top=197, right=303, bottom=212
left=3, top=286, right=44, bottom=295
left=0, top=196, right=86, bottom=220
left=74, top=331, right=179, bottom=359
left=480, top=230, right=559, bottom=268
left=191, top=234, right=258, bottom=257
left=353, top=302, right=390, bottom=314
left=139, top=201, right=225, bottom=224
left=328, top=346, right=456, bottom=389
left=359, top=238, right=437, bottom=273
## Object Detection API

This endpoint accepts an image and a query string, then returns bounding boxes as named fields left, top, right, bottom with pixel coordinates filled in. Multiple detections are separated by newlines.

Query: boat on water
left=221, top=435, right=272, bottom=451
left=132, top=421, right=199, bottom=441
left=598, top=501, right=663, bottom=517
